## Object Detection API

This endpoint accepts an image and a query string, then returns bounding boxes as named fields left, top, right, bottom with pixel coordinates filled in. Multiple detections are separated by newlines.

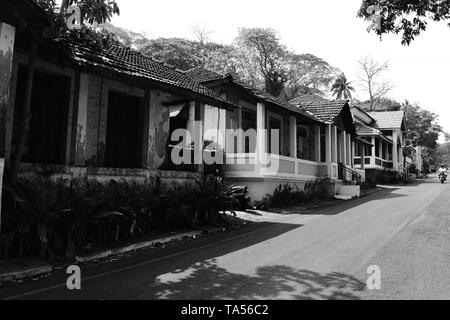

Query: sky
left=110, top=0, right=450, bottom=140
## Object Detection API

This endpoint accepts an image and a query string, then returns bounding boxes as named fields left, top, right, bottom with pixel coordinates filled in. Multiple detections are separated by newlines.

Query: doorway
left=104, top=91, right=143, bottom=168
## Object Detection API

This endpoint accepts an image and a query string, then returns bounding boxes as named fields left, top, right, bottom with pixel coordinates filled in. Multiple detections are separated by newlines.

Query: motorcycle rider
left=437, top=164, right=448, bottom=180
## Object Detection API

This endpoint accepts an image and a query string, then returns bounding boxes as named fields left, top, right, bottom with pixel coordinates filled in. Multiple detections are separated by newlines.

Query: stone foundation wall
left=18, top=163, right=201, bottom=192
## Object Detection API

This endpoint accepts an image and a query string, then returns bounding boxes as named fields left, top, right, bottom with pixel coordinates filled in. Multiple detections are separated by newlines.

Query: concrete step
left=337, top=185, right=361, bottom=198
left=334, top=195, right=354, bottom=201
left=0, top=259, right=52, bottom=282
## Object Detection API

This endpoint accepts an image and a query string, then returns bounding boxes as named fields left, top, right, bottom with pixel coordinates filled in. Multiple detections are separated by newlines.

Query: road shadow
left=147, top=260, right=366, bottom=300
left=282, top=186, right=406, bottom=216
left=0, top=221, right=305, bottom=299
left=402, top=178, right=445, bottom=186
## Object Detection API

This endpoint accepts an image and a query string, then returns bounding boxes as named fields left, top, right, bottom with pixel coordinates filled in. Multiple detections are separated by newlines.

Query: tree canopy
left=36, top=0, right=120, bottom=48
left=358, top=0, right=450, bottom=45
left=432, top=142, right=450, bottom=166
left=140, top=27, right=339, bottom=102
left=357, top=56, right=393, bottom=111
left=331, top=73, right=355, bottom=100
left=404, top=100, right=443, bottom=149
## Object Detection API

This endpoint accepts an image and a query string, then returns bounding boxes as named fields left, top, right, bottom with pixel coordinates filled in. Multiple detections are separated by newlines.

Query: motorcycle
left=439, top=172, right=447, bottom=184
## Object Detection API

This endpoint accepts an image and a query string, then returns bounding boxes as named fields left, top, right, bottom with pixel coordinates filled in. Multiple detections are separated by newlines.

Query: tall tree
left=331, top=73, right=355, bottom=100
left=377, top=97, right=402, bottom=111
left=142, top=38, right=206, bottom=71
left=234, top=28, right=289, bottom=97
left=358, top=0, right=450, bottom=45
left=432, top=142, right=450, bottom=166
left=141, top=28, right=339, bottom=100
left=286, top=53, right=338, bottom=96
left=404, top=100, right=443, bottom=149
left=357, top=56, right=393, bottom=111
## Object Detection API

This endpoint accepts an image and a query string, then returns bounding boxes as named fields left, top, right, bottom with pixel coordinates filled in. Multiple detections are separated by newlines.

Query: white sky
left=111, top=0, right=450, bottom=139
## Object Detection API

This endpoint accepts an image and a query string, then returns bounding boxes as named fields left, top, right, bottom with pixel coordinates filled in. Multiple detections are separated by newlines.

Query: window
left=12, top=66, right=70, bottom=164
left=268, top=116, right=282, bottom=155
left=297, top=127, right=308, bottom=159
left=375, top=139, right=380, bottom=158
left=241, top=109, right=257, bottom=153
left=365, top=144, right=372, bottom=157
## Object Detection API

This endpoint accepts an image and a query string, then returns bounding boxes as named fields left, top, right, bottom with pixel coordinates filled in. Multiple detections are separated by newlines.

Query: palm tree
left=331, top=73, right=355, bottom=101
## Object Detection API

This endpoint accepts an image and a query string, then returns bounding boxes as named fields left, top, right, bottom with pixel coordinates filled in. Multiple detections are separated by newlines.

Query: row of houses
left=0, top=0, right=414, bottom=222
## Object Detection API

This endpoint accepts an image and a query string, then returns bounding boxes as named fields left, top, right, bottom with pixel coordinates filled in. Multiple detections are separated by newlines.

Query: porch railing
left=339, top=162, right=363, bottom=184
left=162, top=144, right=223, bottom=177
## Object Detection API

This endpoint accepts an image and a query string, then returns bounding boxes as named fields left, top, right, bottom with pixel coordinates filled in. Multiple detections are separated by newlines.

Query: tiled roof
left=185, top=66, right=229, bottom=83
left=356, top=123, right=381, bottom=136
left=368, top=110, right=405, bottom=129
left=69, top=41, right=237, bottom=109
left=292, top=96, right=349, bottom=123
left=185, top=67, right=322, bottom=123
left=239, top=84, right=322, bottom=123
left=356, top=123, right=393, bottom=143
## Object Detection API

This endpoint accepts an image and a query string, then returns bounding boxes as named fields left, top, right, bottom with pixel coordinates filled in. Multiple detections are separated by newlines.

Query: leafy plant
left=0, top=175, right=251, bottom=260
left=255, top=179, right=331, bottom=210
left=1, top=176, right=73, bottom=259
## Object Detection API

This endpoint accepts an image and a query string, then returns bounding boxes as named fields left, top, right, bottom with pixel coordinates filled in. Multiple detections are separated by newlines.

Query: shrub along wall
left=0, top=175, right=250, bottom=260
left=254, top=178, right=330, bottom=210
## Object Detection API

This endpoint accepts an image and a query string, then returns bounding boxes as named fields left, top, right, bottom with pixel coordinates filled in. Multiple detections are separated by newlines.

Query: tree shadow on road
left=148, top=260, right=366, bottom=300
left=289, top=186, right=407, bottom=216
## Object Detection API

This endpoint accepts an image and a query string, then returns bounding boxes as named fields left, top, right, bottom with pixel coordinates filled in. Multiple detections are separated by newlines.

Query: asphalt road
left=1, top=176, right=449, bottom=300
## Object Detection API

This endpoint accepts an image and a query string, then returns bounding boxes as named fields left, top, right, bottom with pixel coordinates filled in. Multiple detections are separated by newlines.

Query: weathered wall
left=0, top=23, right=15, bottom=159
left=85, top=75, right=108, bottom=165
left=0, top=22, right=15, bottom=232
left=74, top=73, right=89, bottom=166
left=147, top=90, right=171, bottom=170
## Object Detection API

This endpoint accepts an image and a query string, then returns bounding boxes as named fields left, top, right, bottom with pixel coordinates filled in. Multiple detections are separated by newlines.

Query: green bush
left=255, top=178, right=330, bottom=210
left=0, top=175, right=250, bottom=260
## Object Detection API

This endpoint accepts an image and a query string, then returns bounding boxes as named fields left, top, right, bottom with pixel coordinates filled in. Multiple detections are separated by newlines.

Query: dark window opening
left=375, top=139, right=380, bottom=158
left=161, top=103, right=195, bottom=172
left=104, top=91, right=144, bottom=168
left=297, top=126, right=308, bottom=159
left=12, top=66, right=70, bottom=165
left=268, top=116, right=282, bottom=155
left=242, top=109, right=256, bottom=153
left=320, top=135, right=326, bottom=162
left=366, top=145, right=372, bottom=156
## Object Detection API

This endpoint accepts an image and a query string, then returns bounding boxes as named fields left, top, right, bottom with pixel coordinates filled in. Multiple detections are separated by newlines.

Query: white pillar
left=289, top=116, right=297, bottom=158
left=351, top=138, right=355, bottom=168
left=0, top=22, right=15, bottom=235
left=371, top=136, right=376, bottom=164
left=236, top=108, right=243, bottom=153
left=325, top=125, right=332, bottom=163
left=187, top=101, right=196, bottom=142
left=361, top=141, right=366, bottom=170
left=218, top=108, right=226, bottom=150
left=315, top=125, right=321, bottom=162
left=186, top=101, right=204, bottom=167
left=341, top=130, right=347, bottom=165
left=332, top=125, right=338, bottom=163
left=256, top=102, right=266, bottom=171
